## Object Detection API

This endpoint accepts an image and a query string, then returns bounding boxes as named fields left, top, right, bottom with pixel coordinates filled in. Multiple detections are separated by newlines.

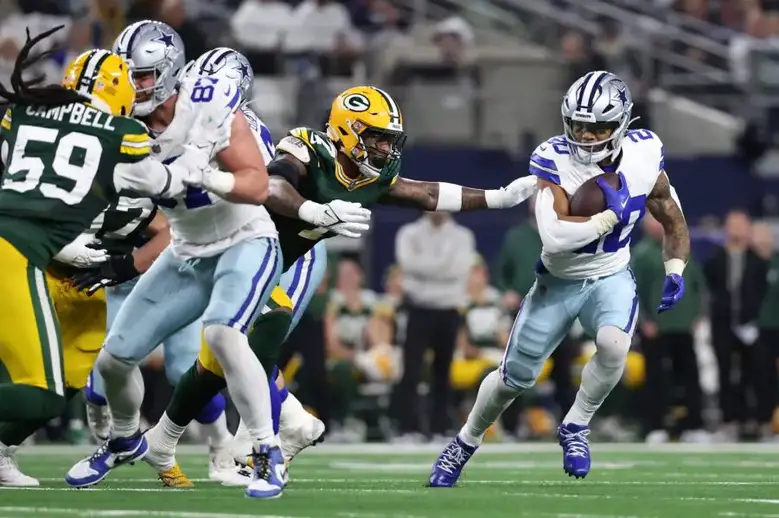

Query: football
left=569, top=172, right=620, bottom=217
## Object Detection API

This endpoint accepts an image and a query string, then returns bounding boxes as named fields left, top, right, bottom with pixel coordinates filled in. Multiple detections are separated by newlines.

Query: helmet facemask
left=129, top=59, right=176, bottom=116
left=563, top=117, right=629, bottom=165
left=348, top=121, right=406, bottom=177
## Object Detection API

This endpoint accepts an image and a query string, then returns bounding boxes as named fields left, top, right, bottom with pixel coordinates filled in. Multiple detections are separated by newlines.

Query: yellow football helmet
left=326, top=86, right=405, bottom=177
left=62, top=49, right=135, bottom=117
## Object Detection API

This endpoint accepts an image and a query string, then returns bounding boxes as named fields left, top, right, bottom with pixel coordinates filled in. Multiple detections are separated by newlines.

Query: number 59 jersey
left=530, top=129, right=664, bottom=280
left=150, top=74, right=277, bottom=260
left=0, top=102, right=153, bottom=270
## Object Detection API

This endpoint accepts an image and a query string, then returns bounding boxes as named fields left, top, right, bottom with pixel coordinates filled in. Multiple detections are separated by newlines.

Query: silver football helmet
left=184, top=47, right=254, bottom=104
left=561, top=70, right=635, bottom=164
left=112, top=20, right=186, bottom=117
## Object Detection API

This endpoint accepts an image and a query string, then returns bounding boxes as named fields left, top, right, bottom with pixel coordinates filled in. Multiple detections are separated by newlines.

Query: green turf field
left=2, top=443, right=779, bottom=518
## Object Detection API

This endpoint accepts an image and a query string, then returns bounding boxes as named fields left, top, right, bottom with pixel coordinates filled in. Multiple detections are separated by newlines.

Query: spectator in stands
left=729, top=6, right=779, bottom=86
left=391, top=212, right=474, bottom=442
left=324, top=257, right=377, bottom=442
left=88, top=0, right=125, bottom=48
left=560, top=30, right=607, bottom=86
left=230, top=0, right=292, bottom=75
left=632, top=213, right=708, bottom=443
left=754, top=221, right=779, bottom=440
left=704, top=209, right=770, bottom=440
left=158, top=0, right=209, bottom=64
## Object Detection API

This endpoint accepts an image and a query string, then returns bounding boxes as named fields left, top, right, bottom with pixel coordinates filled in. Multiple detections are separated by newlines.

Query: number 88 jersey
left=149, top=74, right=277, bottom=260
left=529, top=129, right=664, bottom=280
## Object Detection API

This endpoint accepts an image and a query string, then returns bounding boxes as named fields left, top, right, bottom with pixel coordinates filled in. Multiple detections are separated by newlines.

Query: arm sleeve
left=534, top=188, right=607, bottom=254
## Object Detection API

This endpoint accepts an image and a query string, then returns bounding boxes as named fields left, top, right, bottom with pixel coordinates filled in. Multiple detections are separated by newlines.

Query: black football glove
left=70, top=254, right=140, bottom=296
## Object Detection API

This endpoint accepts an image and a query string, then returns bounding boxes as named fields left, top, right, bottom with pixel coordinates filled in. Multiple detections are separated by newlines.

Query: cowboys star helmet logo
left=343, top=93, right=370, bottom=112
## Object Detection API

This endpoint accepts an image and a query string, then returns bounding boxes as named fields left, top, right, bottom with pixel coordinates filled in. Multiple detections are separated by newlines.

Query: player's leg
left=560, top=268, right=638, bottom=478
left=84, top=280, right=136, bottom=441
left=429, top=277, right=580, bottom=487
left=0, top=239, right=66, bottom=422
left=273, top=243, right=328, bottom=460
left=65, top=248, right=211, bottom=488
left=199, top=237, right=285, bottom=498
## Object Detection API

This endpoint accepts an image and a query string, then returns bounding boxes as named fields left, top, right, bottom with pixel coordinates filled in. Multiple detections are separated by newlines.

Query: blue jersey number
left=626, top=129, right=653, bottom=143
left=576, top=194, right=646, bottom=254
left=549, top=136, right=569, bottom=155
left=191, top=77, right=217, bottom=103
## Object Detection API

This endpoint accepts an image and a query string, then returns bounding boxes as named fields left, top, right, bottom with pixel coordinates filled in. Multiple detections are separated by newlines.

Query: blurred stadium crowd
left=4, top=0, right=779, bottom=446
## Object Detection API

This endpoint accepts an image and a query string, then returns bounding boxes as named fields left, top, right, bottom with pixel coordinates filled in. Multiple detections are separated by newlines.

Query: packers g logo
left=343, top=93, right=370, bottom=112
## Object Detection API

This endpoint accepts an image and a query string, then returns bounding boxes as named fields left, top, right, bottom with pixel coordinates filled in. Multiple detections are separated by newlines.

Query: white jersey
left=530, top=129, right=664, bottom=280
left=150, top=74, right=276, bottom=260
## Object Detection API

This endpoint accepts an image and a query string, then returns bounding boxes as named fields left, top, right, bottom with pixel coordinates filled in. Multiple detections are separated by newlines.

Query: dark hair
left=0, top=25, right=89, bottom=110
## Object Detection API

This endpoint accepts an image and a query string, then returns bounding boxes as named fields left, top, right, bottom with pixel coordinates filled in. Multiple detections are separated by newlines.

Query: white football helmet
left=561, top=70, right=636, bottom=164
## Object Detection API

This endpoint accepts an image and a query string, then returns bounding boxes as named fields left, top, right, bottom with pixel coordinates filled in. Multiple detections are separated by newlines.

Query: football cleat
left=279, top=412, right=326, bottom=463
left=245, top=444, right=285, bottom=499
left=558, top=423, right=591, bottom=479
left=65, top=433, right=148, bottom=488
left=208, top=444, right=252, bottom=486
left=0, top=445, right=39, bottom=487
left=85, top=401, right=112, bottom=442
left=428, top=435, right=477, bottom=488
left=157, top=464, right=194, bottom=488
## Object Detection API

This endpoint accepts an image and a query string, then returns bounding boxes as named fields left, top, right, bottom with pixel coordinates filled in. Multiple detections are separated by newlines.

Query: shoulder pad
left=1, top=106, right=12, bottom=132
left=625, top=129, right=664, bottom=172
left=181, top=75, right=241, bottom=123
left=528, top=137, right=567, bottom=185
left=276, top=135, right=311, bottom=164
left=117, top=117, right=151, bottom=161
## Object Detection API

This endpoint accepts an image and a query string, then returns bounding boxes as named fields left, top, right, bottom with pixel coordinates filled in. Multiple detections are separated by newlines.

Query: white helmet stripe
left=76, top=49, right=111, bottom=95
left=372, top=87, right=400, bottom=123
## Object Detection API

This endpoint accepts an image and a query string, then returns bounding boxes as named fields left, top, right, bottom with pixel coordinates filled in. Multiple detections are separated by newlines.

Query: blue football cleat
left=558, top=423, right=591, bottom=479
left=65, top=433, right=148, bottom=488
left=245, top=444, right=285, bottom=499
left=428, top=435, right=477, bottom=487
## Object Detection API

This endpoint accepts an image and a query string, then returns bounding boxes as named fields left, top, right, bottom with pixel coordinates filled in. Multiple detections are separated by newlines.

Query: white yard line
left=0, top=508, right=303, bottom=518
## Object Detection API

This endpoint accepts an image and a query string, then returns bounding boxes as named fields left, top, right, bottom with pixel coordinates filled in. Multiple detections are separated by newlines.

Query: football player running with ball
left=142, top=84, right=540, bottom=485
left=0, top=27, right=205, bottom=481
left=429, top=70, right=689, bottom=486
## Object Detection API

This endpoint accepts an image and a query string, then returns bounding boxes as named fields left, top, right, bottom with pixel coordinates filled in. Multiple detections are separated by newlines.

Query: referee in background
left=391, top=212, right=475, bottom=442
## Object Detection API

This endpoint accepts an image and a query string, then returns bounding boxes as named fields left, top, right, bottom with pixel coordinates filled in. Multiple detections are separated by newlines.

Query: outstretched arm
left=378, top=176, right=538, bottom=211
left=645, top=170, right=690, bottom=270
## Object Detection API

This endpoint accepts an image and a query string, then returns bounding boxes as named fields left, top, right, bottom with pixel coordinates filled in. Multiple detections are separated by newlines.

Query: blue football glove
left=596, top=171, right=630, bottom=221
left=657, top=273, right=685, bottom=313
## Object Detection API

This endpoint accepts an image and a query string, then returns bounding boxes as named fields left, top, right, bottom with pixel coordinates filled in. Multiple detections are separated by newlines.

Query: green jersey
left=463, top=287, right=510, bottom=349
left=272, top=127, right=399, bottom=270
left=0, top=102, right=151, bottom=269
left=329, top=290, right=377, bottom=350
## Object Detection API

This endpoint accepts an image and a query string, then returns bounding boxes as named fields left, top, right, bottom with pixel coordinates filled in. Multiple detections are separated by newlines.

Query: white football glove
left=485, top=175, right=539, bottom=209
left=298, top=199, right=372, bottom=239
left=53, top=234, right=109, bottom=268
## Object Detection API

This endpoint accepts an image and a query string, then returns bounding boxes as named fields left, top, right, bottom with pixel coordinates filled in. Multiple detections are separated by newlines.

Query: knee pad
left=497, top=363, right=534, bottom=393
left=95, top=349, right=134, bottom=380
left=195, top=393, right=227, bottom=425
left=594, top=326, right=632, bottom=368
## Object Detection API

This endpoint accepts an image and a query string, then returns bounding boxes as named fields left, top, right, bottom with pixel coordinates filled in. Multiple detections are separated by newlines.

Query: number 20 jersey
left=149, top=74, right=277, bottom=260
left=529, top=129, right=664, bottom=280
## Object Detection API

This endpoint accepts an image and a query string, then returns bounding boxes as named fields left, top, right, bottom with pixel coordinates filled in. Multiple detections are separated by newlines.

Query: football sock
left=203, top=324, right=276, bottom=446
left=270, top=379, right=281, bottom=435
left=247, top=309, right=292, bottom=378
left=146, top=412, right=184, bottom=470
left=95, top=351, right=143, bottom=439
left=563, top=326, right=630, bottom=426
left=84, top=370, right=107, bottom=406
left=460, top=370, right=523, bottom=447
left=196, top=394, right=232, bottom=448
left=167, top=364, right=226, bottom=427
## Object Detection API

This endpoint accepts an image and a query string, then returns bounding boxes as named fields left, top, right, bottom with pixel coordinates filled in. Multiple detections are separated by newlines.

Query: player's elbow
left=250, top=171, right=269, bottom=204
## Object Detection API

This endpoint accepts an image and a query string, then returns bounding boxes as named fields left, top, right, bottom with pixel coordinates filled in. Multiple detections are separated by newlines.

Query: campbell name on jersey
left=272, top=127, right=399, bottom=270
left=0, top=102, right=152, bottom=269
left=529, top=129, right=664, bottom=280
left=150, top=74, right=276, bottom=259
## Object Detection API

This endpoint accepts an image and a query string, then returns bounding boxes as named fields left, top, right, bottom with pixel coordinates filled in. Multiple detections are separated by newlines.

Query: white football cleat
left=208, top=444, right=251, bottom=486
left=85, top=401, right=112, bottom=442
left=0, top=444, right=39, bottom=487
left=279, top=410, right=326, bottom=463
